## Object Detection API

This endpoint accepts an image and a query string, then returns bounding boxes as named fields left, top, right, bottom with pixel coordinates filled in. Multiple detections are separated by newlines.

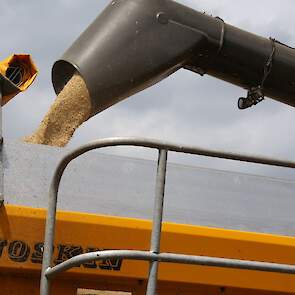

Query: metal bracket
left=238, top=87, right=265, bottom=110
left=156, top=12, right=209, bottom=38
left=238, top=38, right=277, bottom=110
left=156, top=12, right=211, bottom=78
left=159, top=12, right=226, bottom=77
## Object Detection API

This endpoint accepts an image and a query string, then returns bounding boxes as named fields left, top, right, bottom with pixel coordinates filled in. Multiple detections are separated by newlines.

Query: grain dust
left=24, top=73, right=92, bottom=147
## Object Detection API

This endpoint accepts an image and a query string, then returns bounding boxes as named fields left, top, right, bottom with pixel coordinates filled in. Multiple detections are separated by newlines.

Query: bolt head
left=157, top=12, right=169, bottom=25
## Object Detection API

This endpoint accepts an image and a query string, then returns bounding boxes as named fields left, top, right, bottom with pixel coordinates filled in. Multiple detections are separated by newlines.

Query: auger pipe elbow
left=52, top=0, right=295, bottom=114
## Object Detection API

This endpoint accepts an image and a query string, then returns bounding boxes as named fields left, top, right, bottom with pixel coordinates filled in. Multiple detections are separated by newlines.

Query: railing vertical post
left=146, top=149, right=168, bottom=295
left=40, top=182, right=60, bottom=295
left=0, top=87, right=3, bottom=207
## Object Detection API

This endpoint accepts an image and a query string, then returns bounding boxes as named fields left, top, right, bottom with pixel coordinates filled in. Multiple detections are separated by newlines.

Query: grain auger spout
left=0, top=54, right=38, bottom=106
left=27, top=0, right=295, bottom=147
left=52, top=0, right=295, bottom=112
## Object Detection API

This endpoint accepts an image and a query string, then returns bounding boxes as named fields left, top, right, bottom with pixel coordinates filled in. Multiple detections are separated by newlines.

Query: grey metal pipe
left=52, top=0, right=295, bottom=115
left=40, top=173, right=62, bottom=295
left=37, top=137, right=295, bottom=174
left=44, top=249, right=295, bottom=279
left=146, top=149, right=168, bottom=295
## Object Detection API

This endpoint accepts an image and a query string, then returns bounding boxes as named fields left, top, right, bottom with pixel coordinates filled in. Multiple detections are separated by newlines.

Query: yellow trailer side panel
left=1, top=205, right=295, bottom=294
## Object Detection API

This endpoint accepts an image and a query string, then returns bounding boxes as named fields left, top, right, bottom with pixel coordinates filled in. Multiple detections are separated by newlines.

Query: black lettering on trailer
left=82, top=247, right=123, bottom=271
left=8, top=241, right=30, bottom=262
left=0, top=240, right=7, bottom=257
left=31, top=242, right=44, bottom=264
left=83, top=247, right=99, bottom=269
left=0, top=240, right=123, bottom=271
left=55, top=244, right=83, bottom=266
left=96, top=247, right=122, bottom=271
left=99, top=252, right=122, bottom=271
left=99, top=258, right=122, bottom=271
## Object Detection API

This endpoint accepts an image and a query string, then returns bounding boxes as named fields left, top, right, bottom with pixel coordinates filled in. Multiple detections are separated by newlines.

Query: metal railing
left=0, top=88, right=3, bottom=207
left=40, top=137, right=295, bottom=295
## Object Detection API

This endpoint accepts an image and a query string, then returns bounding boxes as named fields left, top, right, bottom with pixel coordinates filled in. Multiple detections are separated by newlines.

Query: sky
left=1, top=0, right=295, bottom=179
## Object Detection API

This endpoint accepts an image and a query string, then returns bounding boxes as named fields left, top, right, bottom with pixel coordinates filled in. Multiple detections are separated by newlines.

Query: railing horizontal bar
left=45, top=250, right=295, bottom=279
left=57, top=137, right=295, bottom=170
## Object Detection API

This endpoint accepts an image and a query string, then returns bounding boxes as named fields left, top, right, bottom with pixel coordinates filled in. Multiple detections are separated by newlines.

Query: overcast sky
left=1, top=0, right=295, bottom=179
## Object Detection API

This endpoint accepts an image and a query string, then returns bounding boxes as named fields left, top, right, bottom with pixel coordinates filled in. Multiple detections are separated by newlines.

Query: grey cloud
left=2, top=0, right=295, bottom=180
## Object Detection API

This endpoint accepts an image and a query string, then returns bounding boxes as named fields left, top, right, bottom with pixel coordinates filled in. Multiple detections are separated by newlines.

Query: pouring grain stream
left=24, top=73, right=92, bottom=147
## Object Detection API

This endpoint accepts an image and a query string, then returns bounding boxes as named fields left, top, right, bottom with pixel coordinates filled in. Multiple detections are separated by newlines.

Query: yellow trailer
left=1, top=138, right=295, bottom=295
left=2, top=0, right=295, bottom=294
left=1, top=205, right=295, bottom=295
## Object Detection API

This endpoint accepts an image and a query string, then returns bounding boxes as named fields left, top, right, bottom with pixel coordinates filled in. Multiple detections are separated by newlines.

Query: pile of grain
left=24, top=73, right=92, bottom=147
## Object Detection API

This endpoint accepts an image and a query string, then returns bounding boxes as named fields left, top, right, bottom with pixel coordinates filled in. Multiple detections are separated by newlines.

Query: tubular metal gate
left=40, top=137, right=295, bottom=295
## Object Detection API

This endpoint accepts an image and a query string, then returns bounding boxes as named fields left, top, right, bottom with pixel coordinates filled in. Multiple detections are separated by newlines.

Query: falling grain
left=24, top=73, right=92, bottom=147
